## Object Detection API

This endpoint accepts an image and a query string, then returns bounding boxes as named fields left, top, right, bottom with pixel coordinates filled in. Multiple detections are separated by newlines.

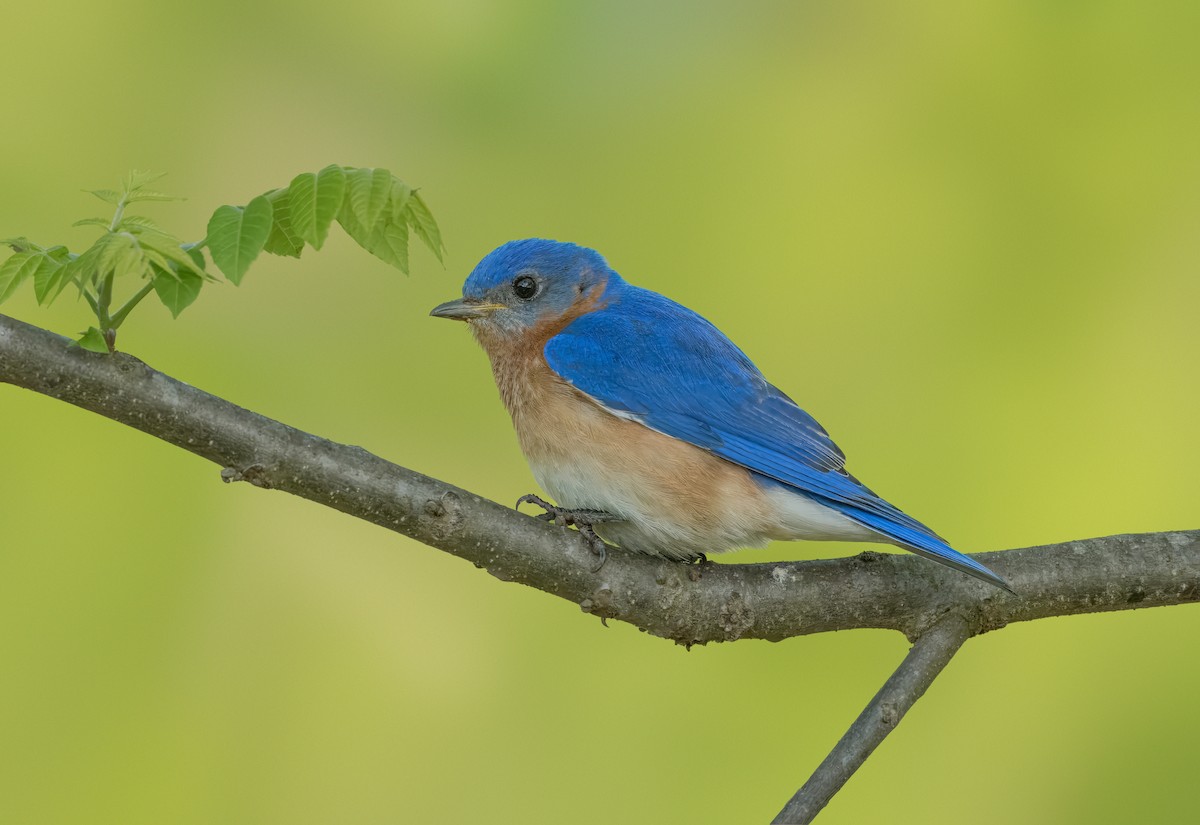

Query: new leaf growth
left=0, top=166, right=443, bottom=352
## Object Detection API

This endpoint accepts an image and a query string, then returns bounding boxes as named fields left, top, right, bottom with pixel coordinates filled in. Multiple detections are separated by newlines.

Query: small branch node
left=220, top=464, right=271, bottom=488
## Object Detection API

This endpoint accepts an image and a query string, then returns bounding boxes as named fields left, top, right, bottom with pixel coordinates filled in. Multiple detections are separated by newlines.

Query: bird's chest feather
left=483, top=341, right=629, bottom=508
left=475, top=332, right=779, bottom=556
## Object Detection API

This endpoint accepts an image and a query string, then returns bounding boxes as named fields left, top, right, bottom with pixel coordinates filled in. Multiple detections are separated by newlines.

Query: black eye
left=512, top=275, right=538, bottom=300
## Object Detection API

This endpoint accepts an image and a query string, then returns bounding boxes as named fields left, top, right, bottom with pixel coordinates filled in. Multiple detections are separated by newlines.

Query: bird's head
left=431, top=239, right=617, bottom=345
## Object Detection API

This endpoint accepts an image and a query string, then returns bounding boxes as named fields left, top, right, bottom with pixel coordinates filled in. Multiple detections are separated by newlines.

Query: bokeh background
left=1, top=2, right=1197, bottom=823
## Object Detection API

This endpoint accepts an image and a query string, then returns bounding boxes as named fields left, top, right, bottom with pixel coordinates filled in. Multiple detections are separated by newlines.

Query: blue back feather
left=544, top=280, right=1011, bottom=591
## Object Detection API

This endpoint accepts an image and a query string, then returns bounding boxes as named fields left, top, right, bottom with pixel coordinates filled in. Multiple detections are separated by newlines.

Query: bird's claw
left=515, top=493, right=615, bottom=572
left=580, top=525, right=608, bottom=572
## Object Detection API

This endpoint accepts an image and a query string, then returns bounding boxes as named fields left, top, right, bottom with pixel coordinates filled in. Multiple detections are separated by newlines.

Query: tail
left=847, top=508, right=1014, bottom=593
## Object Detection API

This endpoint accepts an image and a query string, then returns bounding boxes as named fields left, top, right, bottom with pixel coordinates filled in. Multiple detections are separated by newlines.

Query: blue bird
left=431, top=239, right=1011, bottom=592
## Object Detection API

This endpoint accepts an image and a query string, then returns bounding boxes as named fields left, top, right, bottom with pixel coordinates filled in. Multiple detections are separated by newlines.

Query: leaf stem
left=109, top=194, right=129, bottom=233
left=96, top=272, right=114, bottom=329
left=109, top=281, right=155, bottom=330
left=92, top=191, right=130, bottom=330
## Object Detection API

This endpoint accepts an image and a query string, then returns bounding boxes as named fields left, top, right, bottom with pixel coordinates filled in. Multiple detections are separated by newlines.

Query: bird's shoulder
left=571, top=283, right=757, bottom=356
left=544, top=283, right=766, bottom=400
left=544, top=282, right=848, bottom=474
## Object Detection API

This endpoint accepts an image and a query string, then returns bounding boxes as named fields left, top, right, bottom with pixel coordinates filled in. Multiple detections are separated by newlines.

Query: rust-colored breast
left=476, top=326, right=776, bottom=554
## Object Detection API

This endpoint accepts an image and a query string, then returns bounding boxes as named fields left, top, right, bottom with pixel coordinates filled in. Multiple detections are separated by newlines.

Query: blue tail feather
left=827, top=504, right=1013, bottom=593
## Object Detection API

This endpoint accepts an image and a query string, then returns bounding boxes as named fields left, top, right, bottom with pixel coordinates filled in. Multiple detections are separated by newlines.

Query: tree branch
left=772, top=613, right=972, bottom=824
left=4, top=311, right=1198, bottom=823
left=1, top=311, right=1197, bottom=649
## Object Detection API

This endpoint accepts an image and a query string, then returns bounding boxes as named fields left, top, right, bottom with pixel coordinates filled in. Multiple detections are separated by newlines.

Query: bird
left=431, top=238, right=1011, bottom=592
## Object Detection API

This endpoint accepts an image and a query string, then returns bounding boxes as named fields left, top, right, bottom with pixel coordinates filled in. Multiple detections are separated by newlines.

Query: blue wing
left=543, top=285, right=1011, bottom=592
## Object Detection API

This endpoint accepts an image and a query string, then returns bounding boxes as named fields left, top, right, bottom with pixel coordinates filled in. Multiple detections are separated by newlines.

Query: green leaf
left=344, top=167, right=393, bottom=231
left=35, top=247, right=69, bottom=301
left=56, top=232, right=150, bottom=299
left=12, top=245, right=73, bottom=305
left=205, top=195, right=272, bottom=285
left=151, top=265, right=203, bottom=318
left=371, top=222, right=409, bottom=272
left=95, top=232, right=150, bottom=282
left=136, top=229, right=207, bottom=278
left=0, top=252, right=41, bottom=303
left=87, top=189, right=124, bottom=205
left=118, top=215, right=164, bottom=232
left=125, top=190, right=184, bottom=203
left=54, top=246, right=100, bottom=303
left=184, top=246, right=209, bottom=274
left=123, top=170, right=166, bottom=191
left=405, top=192, right=444, bottom=261
left=333, top=172, right=428, bottom=273
left=262, top=189, right=305, bottom=258
left=74, top=327, right=109, bottom=353
left=140, top=246, right=175, bottom=278
left=361, top=221, right=409, bottom=272
left=335, top=199, right=369, bottom=248
left=73, top=217, right=112, bottom=228
left=289, top=164, right=346, bottom=250
left=336, top=199, right=410, bottom=273
left=389, top=180, right=413, bottom=222
left=119, top=169, right=180, bottom=202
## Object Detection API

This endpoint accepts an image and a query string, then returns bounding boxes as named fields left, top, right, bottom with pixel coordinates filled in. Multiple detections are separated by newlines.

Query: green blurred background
left=1, top=2, right=1197, bottom=823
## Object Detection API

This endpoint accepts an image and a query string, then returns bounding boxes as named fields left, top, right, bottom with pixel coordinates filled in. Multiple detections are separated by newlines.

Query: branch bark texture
left=2, top=312, right=1197, bottom=647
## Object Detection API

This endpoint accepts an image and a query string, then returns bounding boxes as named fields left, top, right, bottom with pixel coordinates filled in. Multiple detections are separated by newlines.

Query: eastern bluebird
left=432, top=239, right=1011, bottom=592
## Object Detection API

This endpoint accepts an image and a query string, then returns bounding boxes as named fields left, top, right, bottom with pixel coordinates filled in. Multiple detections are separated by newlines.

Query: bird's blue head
left=431, top=239, right=619, bottom=343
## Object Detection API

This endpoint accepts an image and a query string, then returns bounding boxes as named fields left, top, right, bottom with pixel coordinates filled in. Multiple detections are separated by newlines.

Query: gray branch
left=3, top=311, right=1198, bottom=823
left=772, top=613, right=972, bottom=824
left=2, top=312, right=1195, bottom=646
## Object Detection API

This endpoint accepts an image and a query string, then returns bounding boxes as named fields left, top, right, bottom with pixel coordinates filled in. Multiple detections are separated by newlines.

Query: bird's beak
left=429, top=298, right=505, bottom=321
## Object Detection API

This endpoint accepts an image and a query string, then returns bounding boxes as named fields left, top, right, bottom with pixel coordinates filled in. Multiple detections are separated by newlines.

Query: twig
left=772, top=614, right=972, bottom=823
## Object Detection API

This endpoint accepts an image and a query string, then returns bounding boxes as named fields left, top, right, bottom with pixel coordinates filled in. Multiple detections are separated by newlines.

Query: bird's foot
left=686, top=553, right=713, bottom=581
left=515, top=493, right=618, bottom=572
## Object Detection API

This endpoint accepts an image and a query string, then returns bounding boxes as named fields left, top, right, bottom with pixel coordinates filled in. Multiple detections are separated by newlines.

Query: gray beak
left=429, top=298, right=504, bottom=321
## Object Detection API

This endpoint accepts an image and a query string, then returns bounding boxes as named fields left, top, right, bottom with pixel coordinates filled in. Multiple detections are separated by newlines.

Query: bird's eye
left=512, top=275, right=538, bottom=300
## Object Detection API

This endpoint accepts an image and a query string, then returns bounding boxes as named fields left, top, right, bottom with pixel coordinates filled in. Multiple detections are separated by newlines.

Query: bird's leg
left=515, top=493, right=619, bottom=572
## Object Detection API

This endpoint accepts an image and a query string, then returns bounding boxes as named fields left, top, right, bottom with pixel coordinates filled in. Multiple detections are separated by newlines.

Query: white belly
left=529, top=451, right=879, bottom=561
